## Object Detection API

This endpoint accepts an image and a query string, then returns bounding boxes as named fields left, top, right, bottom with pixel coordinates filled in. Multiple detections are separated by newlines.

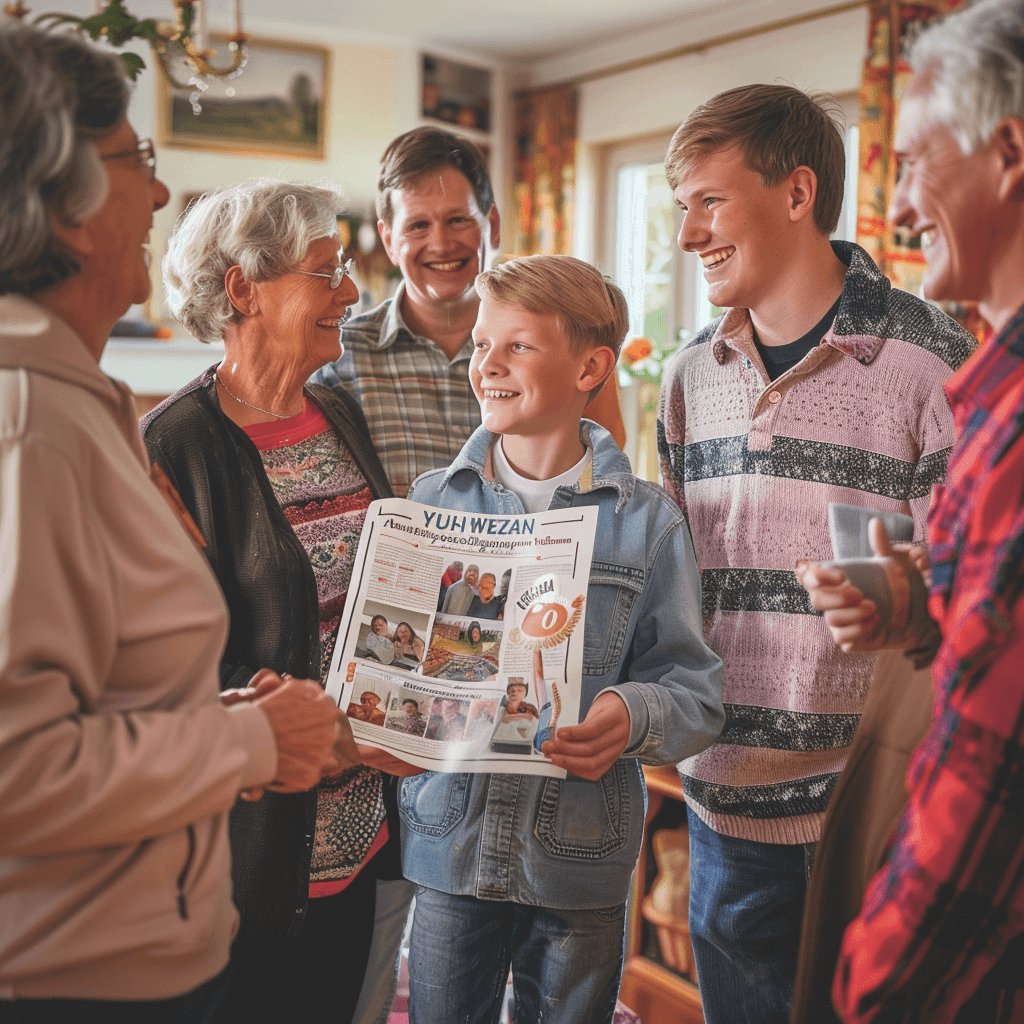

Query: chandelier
left=3, top=0, right=249, bottom=100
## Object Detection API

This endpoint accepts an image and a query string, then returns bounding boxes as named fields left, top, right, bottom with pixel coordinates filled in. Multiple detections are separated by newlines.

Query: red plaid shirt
left=834, top=303, right=1024, bottom=1023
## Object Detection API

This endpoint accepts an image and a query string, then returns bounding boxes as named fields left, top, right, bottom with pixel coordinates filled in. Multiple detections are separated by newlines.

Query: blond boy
left=401, top=255, right=723, bottom=1024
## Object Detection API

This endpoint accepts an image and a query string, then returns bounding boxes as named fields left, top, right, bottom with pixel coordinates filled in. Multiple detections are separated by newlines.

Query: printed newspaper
left=325, top=498, right=598, bottom=778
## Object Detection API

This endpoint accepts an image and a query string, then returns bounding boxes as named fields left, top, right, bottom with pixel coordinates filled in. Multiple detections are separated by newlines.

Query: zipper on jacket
left=176, top=825, right=196, bottom=920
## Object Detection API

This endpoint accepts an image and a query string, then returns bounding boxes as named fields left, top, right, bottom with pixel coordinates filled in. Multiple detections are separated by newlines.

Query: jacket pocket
left=583, top=562, right=645, bottom=676
left=533, top=762, right=632, bottom=860
left=399, top=772, right=470, bottom=838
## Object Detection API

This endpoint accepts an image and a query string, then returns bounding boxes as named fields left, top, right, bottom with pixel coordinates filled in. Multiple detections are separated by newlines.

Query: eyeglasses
left=99, top=138, right=157, bottom=183
left=297, top=257, right=354, bottom=289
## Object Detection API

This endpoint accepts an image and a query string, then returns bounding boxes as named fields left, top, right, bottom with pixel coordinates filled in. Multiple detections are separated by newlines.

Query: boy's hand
left=542, top=692, right=630, bottom=781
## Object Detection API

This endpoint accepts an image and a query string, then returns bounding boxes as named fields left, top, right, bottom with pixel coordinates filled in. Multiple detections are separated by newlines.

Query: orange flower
left=622, top=336, right=654, bottom=365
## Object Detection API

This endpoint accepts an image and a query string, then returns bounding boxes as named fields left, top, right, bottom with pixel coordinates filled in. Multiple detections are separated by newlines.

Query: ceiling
left=206, top=0, right=765, bottom=63
left=44, top=0, right=830, bottom=67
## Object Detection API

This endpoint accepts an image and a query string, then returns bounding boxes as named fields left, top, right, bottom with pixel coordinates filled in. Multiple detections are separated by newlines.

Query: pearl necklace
left=214, top=372, right=303, bottom=420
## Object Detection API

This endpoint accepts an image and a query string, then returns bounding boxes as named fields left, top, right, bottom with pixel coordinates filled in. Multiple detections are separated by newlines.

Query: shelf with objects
left=619, top=765, right=703, bottom=1024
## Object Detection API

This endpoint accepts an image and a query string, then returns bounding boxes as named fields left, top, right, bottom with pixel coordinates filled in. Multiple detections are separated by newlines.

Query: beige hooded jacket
left=0, top=296, right=276, bottom=1001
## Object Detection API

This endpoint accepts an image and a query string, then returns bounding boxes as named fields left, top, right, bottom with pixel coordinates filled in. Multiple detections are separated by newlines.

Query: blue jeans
left=687, top=808, right=815, bottom=1024
left=407, top=886, right=625, bottom=1024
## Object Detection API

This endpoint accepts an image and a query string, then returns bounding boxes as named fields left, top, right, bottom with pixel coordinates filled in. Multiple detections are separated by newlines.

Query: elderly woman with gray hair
left=141, top=179, right=417, bottom=1024
left=0, top=25, right=344, bottom=1023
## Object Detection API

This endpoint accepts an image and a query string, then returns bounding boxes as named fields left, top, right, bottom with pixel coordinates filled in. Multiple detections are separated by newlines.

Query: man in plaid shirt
left=801, top=0, right=1024, bottom=1018
left=312, top=127, right=501, bottom=498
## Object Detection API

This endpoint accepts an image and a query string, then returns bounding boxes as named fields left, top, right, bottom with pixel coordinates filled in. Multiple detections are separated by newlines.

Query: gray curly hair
left=909, top=0, right=1024, bottom=155
left=162, top=178, right=346, bottom=343
left=0, top=25, right=130, bottom=295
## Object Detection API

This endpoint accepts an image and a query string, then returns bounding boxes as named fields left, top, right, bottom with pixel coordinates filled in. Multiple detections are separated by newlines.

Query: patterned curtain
left=508, top=82, right=627, bottom=449
left=510, top=85, right=579, bottom=257
left=855, top=1, right=980, bottom=313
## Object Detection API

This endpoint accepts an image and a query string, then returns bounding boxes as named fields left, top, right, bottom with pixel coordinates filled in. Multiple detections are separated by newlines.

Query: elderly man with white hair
left=799, top=0, right=1024, bottom=1019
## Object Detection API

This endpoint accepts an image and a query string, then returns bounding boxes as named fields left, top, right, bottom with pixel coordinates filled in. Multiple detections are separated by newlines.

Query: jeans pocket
left=582, top=562, right=644, bottom=676
left=533, top=763, right=632, bottom=860
left=399, top=772, right=470, bottom=838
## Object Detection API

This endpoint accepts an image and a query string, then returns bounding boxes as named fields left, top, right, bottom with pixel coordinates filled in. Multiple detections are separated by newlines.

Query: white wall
left=576, top=6, right=867, bottom=146
left=44, top=2, right=508, bottom=327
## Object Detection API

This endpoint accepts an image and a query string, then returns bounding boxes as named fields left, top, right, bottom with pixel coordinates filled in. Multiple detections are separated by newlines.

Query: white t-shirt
left=492, top=438, right=591, bottom=514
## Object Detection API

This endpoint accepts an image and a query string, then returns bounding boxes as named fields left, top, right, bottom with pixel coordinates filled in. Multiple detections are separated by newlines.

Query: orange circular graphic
left=520, top=600, right=569, bottom=639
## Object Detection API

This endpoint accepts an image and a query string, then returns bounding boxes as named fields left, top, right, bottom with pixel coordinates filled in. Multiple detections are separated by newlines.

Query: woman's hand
left=249, top=671, right=342, bottom=793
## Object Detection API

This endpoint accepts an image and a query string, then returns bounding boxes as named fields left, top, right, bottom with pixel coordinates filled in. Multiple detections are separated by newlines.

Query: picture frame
left=158, top=35, right=331, bottom=159
left=421, top=53, right=492, bottom=133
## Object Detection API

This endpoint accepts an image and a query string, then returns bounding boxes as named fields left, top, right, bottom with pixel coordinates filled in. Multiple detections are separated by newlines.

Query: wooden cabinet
left=619, top=765, right=704, bottom=1024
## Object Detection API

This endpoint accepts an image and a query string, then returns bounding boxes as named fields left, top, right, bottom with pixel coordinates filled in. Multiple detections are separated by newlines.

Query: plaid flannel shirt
left=834, top=302, right=1024, bottom=1023
left=311, top=283, right=481, bottom=497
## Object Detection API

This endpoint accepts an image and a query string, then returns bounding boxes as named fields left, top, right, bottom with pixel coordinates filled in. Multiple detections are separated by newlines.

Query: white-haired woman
left=141, top=179, right=417, bottom=1024
left=0, top=25, right=343, bottom=1023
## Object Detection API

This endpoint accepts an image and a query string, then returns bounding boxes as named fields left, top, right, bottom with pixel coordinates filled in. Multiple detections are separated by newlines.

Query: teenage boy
left=402, top=255, right=724, bottom=1024
left=656, top=84, right=975, bottom=1024
left=312, top=126, right=624, bottom=498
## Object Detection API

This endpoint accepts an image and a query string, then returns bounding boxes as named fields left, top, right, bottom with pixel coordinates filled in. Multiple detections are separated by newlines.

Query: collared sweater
left=657, top=240, right=975, bottom=845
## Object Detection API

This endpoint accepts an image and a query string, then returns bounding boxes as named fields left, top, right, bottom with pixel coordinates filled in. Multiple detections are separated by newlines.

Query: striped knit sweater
left=657, top=241, right=975, bottom=845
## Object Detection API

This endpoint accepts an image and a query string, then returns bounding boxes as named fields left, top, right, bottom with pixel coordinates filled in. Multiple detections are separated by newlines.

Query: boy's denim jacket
left=400, top=421, right=724, bottom=909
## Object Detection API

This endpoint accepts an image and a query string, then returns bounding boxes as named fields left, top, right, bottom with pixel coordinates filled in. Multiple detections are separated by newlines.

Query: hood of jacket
left=0, top=294, right=129, bottom=414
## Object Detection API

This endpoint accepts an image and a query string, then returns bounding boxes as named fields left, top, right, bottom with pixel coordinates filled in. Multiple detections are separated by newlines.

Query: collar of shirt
left=944, top=302, right=1024, bottom=424
left=711, top=240, right=890, bottom=367
left=375, top=280, right=475, bottom=363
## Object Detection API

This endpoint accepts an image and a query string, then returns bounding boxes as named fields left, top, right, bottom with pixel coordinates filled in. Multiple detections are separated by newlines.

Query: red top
left=834, top=306, right=1024, bottom=1021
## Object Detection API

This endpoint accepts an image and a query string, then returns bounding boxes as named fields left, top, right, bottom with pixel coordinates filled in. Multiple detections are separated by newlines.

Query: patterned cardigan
left=141, top=369, right=393, bottom=937
left=657, top=240, right=975, bottom=845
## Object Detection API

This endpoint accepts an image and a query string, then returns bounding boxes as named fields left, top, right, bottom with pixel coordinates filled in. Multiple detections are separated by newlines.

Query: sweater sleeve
left=906, top=380, right=957, bottom=543
left=0, top=438, right=276, bottom=858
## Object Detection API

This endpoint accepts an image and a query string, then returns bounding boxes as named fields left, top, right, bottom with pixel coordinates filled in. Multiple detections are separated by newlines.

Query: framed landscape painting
left=158, top=35, right=331, bottom=159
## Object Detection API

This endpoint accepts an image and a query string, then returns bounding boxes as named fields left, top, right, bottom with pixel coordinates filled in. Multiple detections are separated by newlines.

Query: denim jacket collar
left=434, top=419, right=636, bottom=511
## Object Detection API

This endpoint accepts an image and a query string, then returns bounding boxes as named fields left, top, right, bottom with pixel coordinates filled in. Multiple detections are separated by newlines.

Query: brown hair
left=664, top=84, right=846, bottom=235
left=475, top=255, right=628, bottom=398
left=376, top=126, right=494, bottom=225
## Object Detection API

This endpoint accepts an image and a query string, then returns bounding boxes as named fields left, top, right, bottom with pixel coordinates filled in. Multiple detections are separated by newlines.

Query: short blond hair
left=476, top=254, right=627, bottom=357
left=665, top=84, right=845, bottom=235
